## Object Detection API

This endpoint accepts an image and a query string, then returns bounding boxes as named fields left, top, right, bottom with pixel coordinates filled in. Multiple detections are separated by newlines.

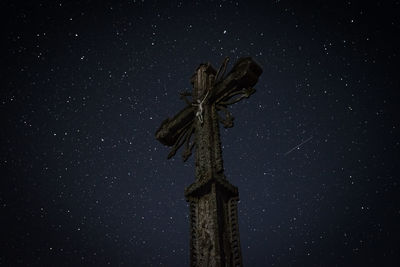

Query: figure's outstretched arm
left=199, top=90, right=209, bottom=105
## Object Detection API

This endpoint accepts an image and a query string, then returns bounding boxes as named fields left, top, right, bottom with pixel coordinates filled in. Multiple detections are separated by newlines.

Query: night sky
left=2, top=0, right=400, bottom=266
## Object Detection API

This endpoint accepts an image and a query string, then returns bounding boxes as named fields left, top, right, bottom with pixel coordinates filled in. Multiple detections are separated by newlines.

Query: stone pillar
left=186, top=62, right=244, bottom=267
left=185, top=178, right=243, bottom=267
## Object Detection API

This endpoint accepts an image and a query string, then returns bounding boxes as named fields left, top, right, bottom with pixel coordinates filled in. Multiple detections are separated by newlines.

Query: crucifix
left=155, top=57, right=262, bottom=267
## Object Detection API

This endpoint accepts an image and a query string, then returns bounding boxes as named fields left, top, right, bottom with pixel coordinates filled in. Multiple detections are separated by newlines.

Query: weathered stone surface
left=186, top=179, right=242, bottom=267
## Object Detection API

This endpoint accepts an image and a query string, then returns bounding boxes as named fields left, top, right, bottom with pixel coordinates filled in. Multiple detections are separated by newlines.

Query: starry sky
left=2, top=0, right=400, bottom=266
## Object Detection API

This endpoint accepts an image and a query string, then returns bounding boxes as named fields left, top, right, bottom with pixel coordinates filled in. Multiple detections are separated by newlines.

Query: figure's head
left=197, top=99, right=201, bottom=103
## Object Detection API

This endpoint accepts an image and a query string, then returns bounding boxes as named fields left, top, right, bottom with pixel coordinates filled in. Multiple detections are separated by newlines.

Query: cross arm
left=210, top=57, right=262, bottom=104
left=155, top=105, right=195, bottom=146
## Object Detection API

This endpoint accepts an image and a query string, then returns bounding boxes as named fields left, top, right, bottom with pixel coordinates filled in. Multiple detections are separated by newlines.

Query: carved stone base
left=185, top=176, right=243, bottom=267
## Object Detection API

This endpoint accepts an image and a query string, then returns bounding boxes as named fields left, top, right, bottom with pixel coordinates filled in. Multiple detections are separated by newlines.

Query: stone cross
left=155, top=57, right=262, bottom=267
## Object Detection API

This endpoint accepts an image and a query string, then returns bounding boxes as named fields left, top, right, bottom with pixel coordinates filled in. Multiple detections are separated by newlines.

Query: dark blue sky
left=2, top=0, right=399, bottom=266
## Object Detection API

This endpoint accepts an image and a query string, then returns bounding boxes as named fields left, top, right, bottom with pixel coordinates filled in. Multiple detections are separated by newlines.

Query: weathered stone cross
left=155, top=57, right=262, bottom=267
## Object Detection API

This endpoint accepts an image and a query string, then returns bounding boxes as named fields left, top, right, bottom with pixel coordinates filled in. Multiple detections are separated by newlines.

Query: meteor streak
left=284, top=136, right=313, bottom=156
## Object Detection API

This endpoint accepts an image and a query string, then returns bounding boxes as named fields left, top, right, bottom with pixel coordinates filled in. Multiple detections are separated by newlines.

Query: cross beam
left=156, top=57, right=262, bottom=148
